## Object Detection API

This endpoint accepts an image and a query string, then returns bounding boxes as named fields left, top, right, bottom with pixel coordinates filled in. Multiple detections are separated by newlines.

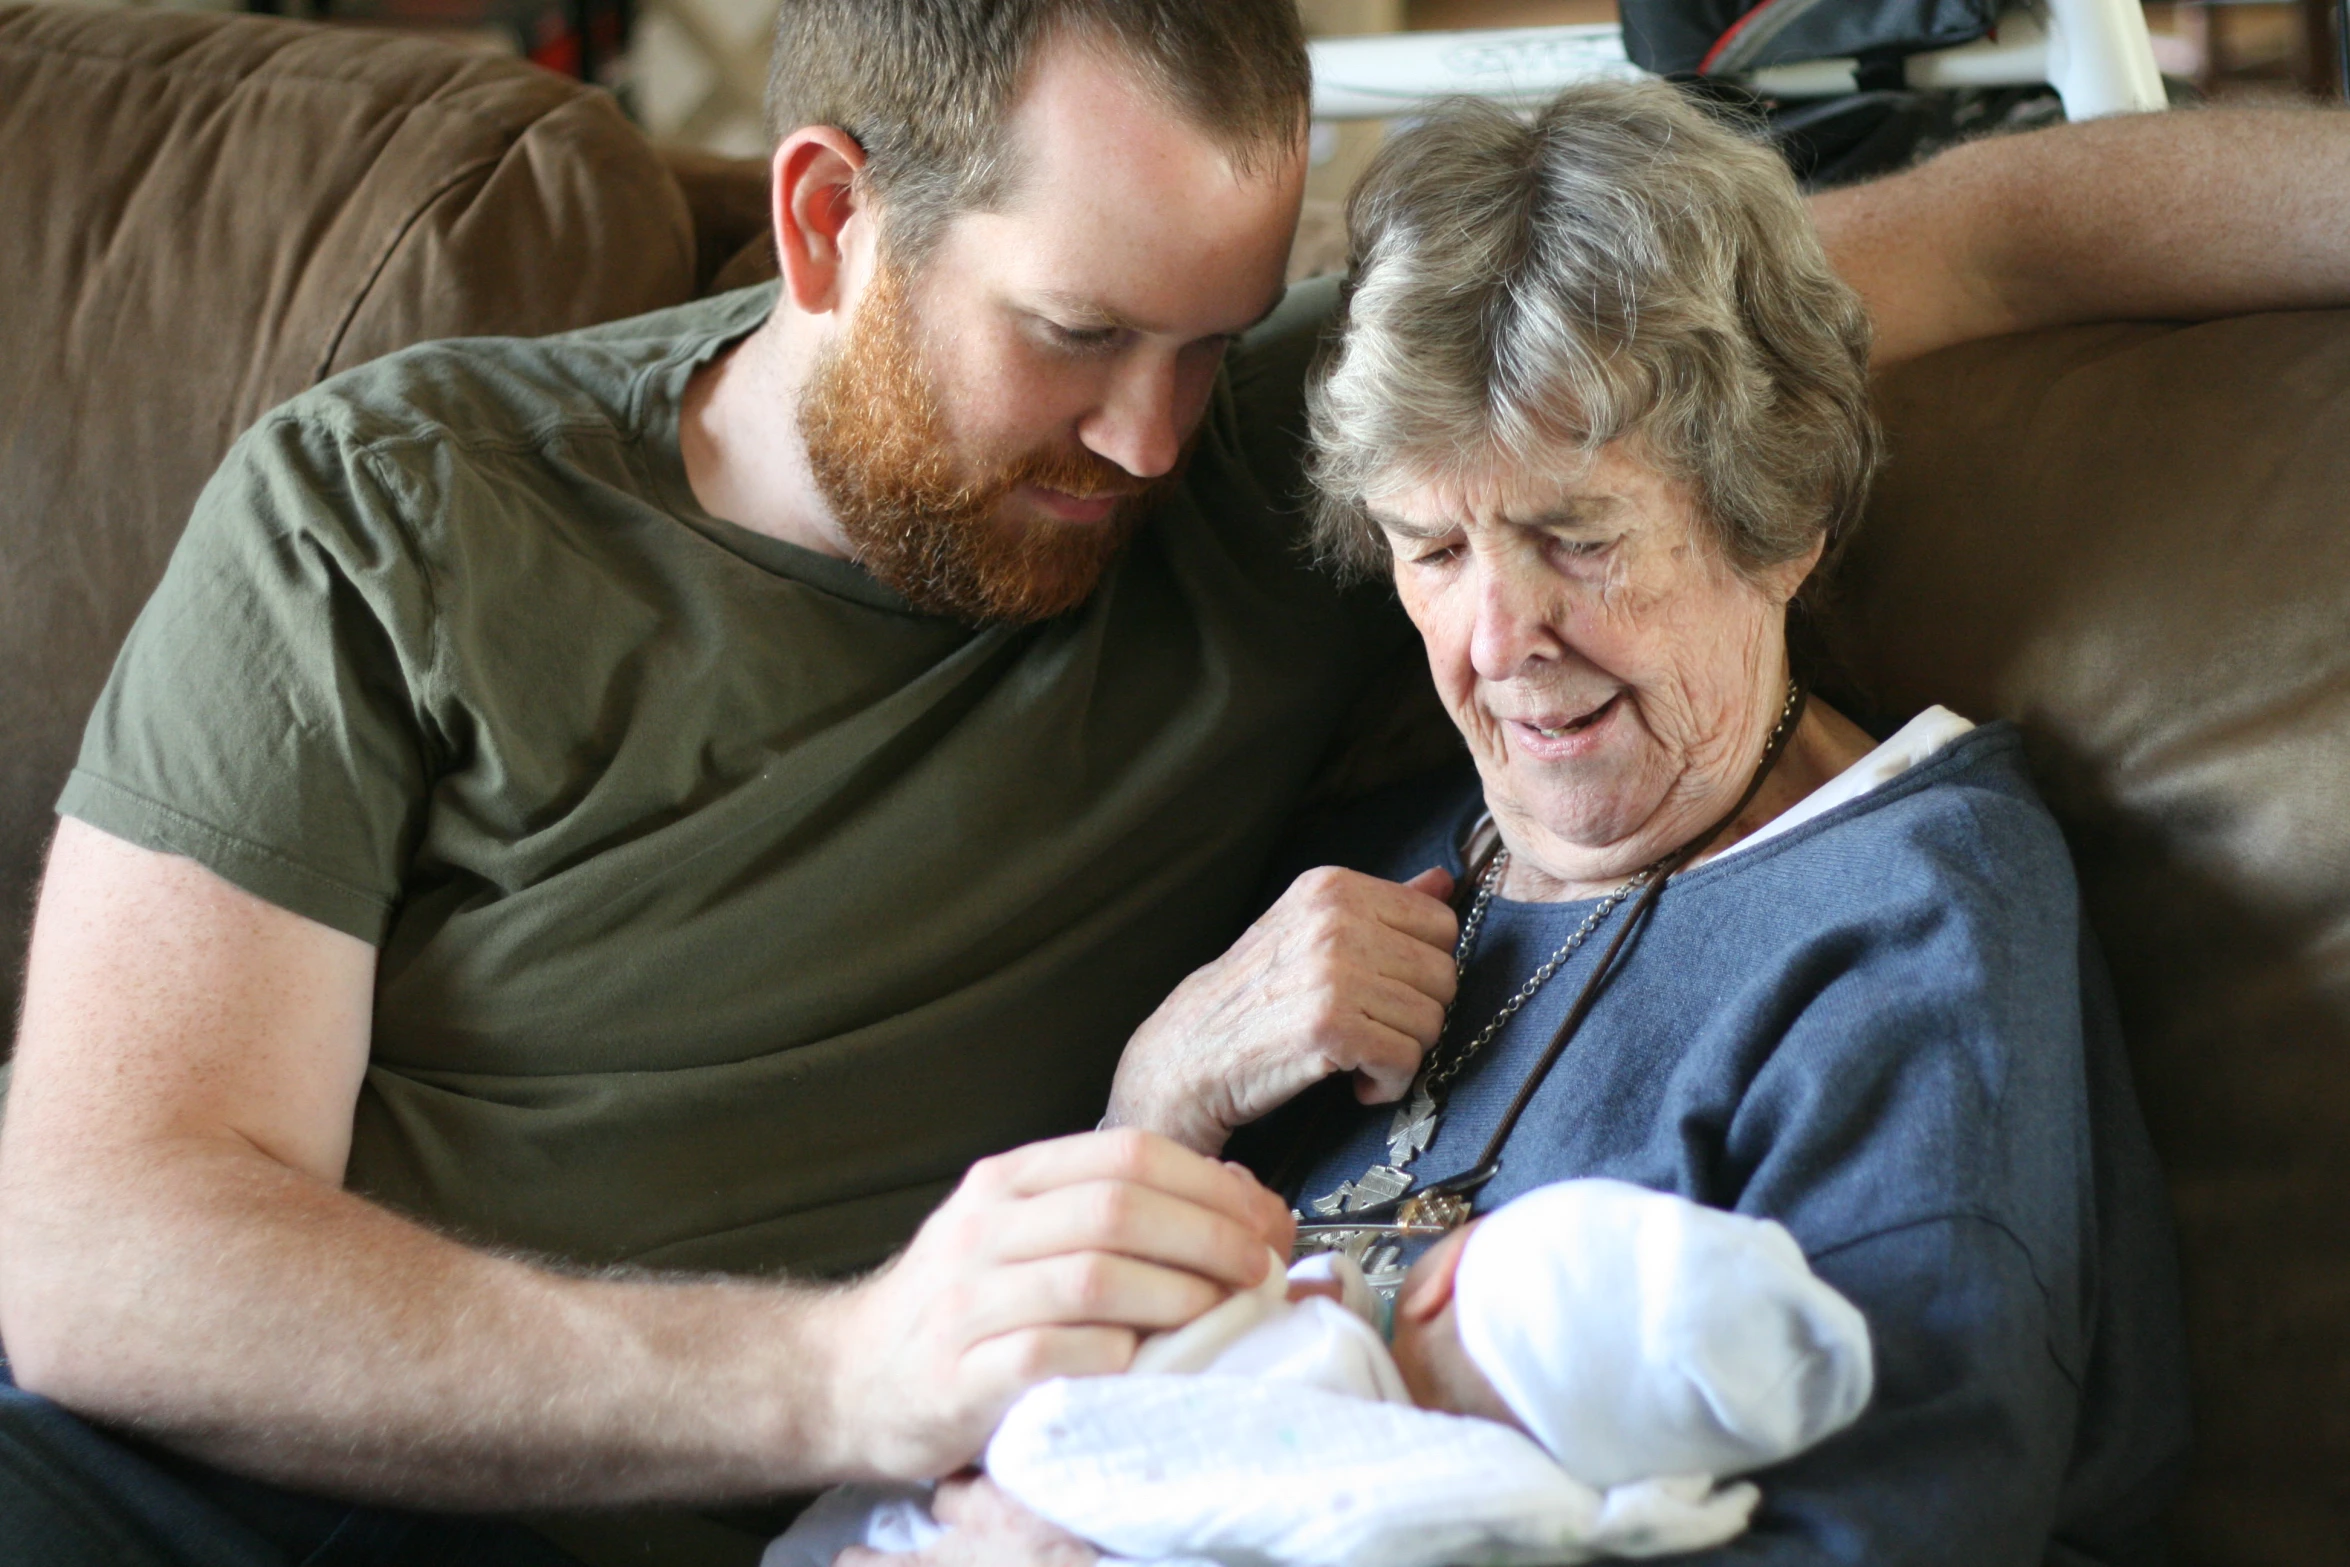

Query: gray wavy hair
left=1306, top=81, right=1879, bottom=588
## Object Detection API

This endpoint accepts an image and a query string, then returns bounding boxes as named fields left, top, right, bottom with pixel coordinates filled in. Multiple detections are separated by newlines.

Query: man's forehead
left=1002, top=28, right=1291, bottom=191
left=941, top=31, right=1300, bottom=325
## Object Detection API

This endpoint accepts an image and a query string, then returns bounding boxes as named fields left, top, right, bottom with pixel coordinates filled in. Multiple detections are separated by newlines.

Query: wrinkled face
left=1371, top=445, right=1813, bottom=886
left=802, top=37, right=1303, bottom=623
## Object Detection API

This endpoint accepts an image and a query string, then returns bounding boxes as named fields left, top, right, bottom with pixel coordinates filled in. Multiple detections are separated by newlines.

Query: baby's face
left=1386, top=1225, right=1524, bottom=1432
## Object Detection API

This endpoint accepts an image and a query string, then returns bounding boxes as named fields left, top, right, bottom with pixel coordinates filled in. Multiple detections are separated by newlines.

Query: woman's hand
left=836, top=1474, right=1099, bottom=1567
left=1105, top=865, right=1459, bottom=1155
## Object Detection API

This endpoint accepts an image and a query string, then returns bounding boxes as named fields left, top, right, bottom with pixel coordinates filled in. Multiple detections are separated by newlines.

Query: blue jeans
left=0, top=1354, right=589, bottom=1567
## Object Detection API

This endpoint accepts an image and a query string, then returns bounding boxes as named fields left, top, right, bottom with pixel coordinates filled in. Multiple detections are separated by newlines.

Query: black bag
left=1620, top=0, right=2002, bottom=76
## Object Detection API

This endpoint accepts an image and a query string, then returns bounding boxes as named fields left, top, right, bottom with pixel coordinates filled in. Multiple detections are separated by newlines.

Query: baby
left=767, top=1179, right=1873, bottom=1567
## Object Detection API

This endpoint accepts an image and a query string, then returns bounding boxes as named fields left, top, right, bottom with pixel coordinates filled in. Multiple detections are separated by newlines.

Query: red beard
left=797, top=265, right=1172, bottom=625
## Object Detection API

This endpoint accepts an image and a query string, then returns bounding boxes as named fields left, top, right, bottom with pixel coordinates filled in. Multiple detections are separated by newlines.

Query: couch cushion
left=0, top=6, right=697, bottom=1040
left=661, top=144, right=773, bottom=295
left=1840, top=313, right=2350, bottom=1564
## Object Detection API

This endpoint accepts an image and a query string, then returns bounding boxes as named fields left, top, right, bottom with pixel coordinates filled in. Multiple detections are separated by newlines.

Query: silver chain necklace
left=1303, top=677, right=1803, bottom=1233
left=1303, top=852, right=1651, bottom=1225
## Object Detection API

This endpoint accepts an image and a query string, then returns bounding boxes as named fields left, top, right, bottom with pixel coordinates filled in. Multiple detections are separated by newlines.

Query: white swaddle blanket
left=764, top=1180, right=1871, bottom=1567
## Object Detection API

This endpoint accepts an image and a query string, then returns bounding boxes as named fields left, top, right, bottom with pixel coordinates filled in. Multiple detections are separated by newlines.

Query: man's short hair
left=767, top=0, right=1310, bottom=265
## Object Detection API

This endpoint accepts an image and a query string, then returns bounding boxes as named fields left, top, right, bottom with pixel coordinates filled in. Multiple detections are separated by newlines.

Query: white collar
left=1712, top=705, right=1977, bottom=862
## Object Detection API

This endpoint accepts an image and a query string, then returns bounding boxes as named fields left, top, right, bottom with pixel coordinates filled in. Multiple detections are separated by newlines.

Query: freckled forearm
left=0, top=1135, right=853, bottom=1507
left=1812, top=106, right=2350, bottom=366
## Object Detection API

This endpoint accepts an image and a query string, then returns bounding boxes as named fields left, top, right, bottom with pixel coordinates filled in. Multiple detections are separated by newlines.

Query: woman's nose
left=1467, top=558, right=1564, bottom=682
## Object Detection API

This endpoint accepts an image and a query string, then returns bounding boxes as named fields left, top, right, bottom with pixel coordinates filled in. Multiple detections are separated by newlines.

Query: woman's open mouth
left=1508, top=693, right=1622, bottom=755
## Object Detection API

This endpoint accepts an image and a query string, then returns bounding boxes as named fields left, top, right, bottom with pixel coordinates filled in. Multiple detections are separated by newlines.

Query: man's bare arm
left=1812, top=107, right=2350, bottom=367
left=0, top=821, right=1290, bottom=1507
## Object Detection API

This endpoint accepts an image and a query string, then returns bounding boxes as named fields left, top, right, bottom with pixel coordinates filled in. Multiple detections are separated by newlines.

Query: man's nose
left=1467, top=556, right=1564, bottom=682
left=1078, top=352, right=1187, bottom=480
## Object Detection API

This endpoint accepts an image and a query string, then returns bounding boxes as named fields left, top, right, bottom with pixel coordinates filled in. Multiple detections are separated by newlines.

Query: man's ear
left=769, top=126, right=870, bottom=316
left=1395, top=1221, right=1477, bottom=1326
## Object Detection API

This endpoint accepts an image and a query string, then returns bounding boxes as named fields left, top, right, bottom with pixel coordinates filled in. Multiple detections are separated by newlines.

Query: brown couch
left=2, top=6, right=2345, bottom=1562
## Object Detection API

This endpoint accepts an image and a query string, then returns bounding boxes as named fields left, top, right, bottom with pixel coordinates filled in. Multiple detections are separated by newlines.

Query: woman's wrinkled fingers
left=1105, top=865, right=1463, bottom=1151
left=832, top=1471, right=1102, bottom=1566
left=905, top=1475, right=1103, bottom=1567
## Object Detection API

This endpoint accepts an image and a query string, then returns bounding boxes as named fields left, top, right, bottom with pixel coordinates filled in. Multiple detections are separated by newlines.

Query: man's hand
left=819, top=1130, right=1292, bottom=1481
left=0, top=824, right=1287, bottom=1506
left=837, top=1474, right=1098, bottom=1567
left=1105, top=865, right=1458, bottom=1155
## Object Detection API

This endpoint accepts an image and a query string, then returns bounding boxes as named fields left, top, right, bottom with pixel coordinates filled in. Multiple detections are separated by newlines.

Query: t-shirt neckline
left=635, top=283, right=929, bottom=616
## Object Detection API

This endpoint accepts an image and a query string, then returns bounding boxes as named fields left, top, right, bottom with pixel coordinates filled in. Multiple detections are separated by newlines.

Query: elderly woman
left=835, top=81, right=2190, bottom=1567
left=1094, top=81, right=2191, bottom=1566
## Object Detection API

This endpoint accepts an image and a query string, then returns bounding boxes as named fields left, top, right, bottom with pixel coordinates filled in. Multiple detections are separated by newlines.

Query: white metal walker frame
left=1308, top=0, right=2168, bottom=125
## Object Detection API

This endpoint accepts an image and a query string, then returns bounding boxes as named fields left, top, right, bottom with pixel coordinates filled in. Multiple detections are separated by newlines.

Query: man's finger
left=952, top=1249, right=1228, bottom=1345
left=961, top=1322, right=1139, bottom=1403
left=984, top=1177, right=1273, bottom=1289
left=982, top=1130, right=1286, bottom=1250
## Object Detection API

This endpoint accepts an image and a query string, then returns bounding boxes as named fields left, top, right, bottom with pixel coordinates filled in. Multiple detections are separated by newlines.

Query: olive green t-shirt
left=53, top=279, right=1405, bottom=1279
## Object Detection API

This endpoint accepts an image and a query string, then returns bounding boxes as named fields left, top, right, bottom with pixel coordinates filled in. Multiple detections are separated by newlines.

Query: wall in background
left=22, top=0, right=2336, bottom=158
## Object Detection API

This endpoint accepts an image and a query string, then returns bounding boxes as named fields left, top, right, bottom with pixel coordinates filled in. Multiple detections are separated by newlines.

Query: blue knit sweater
left=1246, top=724, right=2189, bottom=1566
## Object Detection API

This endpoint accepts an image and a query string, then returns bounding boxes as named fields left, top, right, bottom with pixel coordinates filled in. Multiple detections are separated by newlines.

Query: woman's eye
left=1554, top=535, right=1614, bottom=561
left=1403, top=542, right=1463, bottom=568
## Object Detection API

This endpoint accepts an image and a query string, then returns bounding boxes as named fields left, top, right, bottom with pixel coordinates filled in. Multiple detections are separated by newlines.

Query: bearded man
left=4, top=1, right=2348, bottom=1564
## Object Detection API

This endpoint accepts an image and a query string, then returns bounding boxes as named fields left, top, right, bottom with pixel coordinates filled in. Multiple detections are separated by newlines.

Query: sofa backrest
left=0, top=5, right=702, bottom=1034
left=1846, top=316, right=2350, bottom=1562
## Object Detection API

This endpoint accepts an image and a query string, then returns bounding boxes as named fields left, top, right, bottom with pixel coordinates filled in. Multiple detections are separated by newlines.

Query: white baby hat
left=1453, top=1178, right=1874, bottom=1490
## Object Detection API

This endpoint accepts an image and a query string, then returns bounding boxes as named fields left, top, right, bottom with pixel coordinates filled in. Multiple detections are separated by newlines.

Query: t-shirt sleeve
left=57, top=413, right=439, bottom=943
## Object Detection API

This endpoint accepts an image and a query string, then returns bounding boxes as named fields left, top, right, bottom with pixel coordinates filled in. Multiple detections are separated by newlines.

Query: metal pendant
left=1385, top=1081, right=1439, bottom=1167
left=1396, top=1189, right=1475, bottom=1231
left=1307, top=1161, right=1413, bottom=1218
left=1298, top=1166, right=1415, bottom=1303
